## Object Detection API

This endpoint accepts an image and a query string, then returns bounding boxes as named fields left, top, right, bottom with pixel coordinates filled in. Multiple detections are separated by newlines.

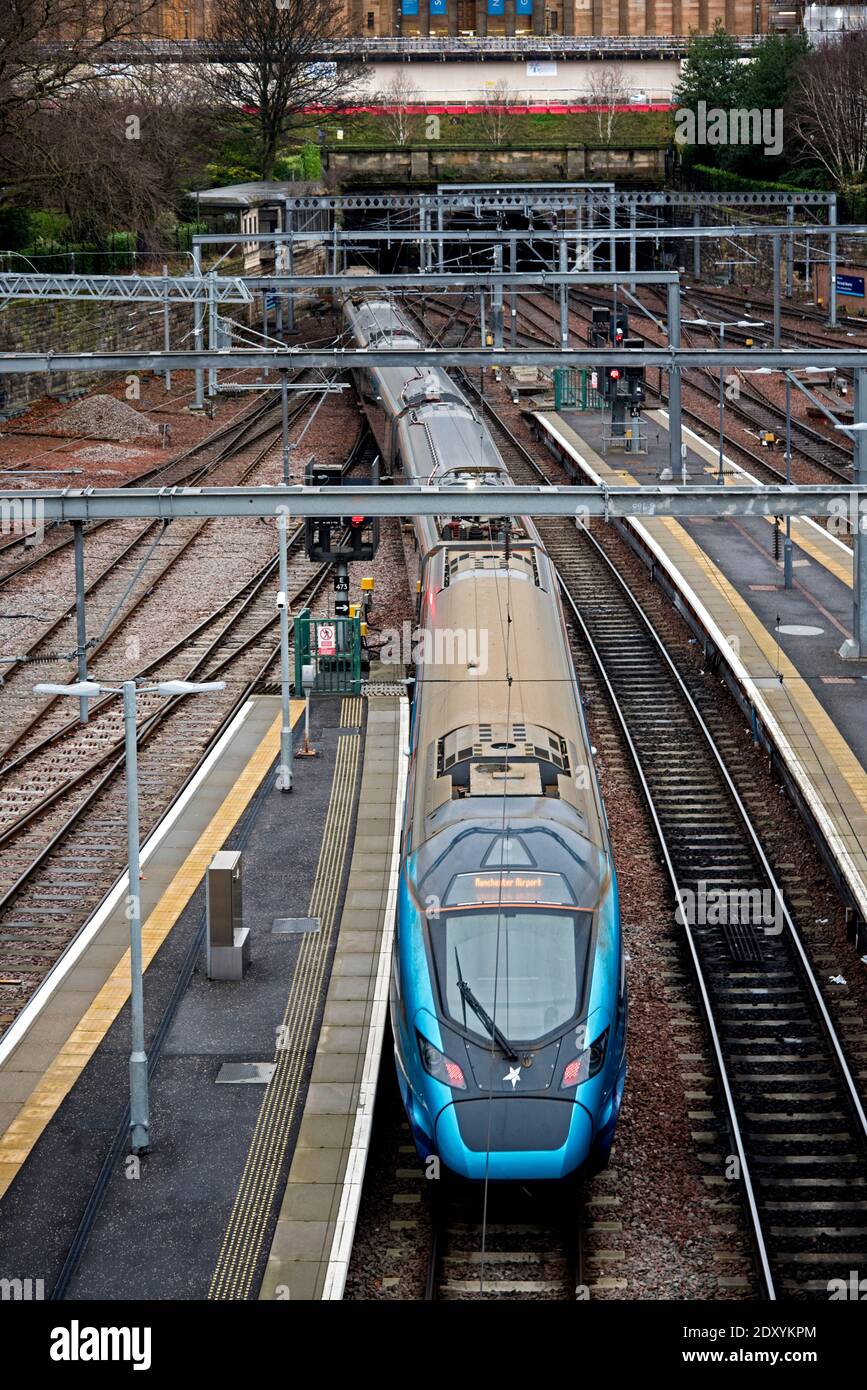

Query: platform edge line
left=321, top=696, right=409, bottom=1301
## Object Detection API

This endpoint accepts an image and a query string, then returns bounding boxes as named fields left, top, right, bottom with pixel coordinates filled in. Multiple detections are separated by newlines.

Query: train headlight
left=417, top=1031, right=467, bottom=1090
left=560, top=1027, right=609, bottom=1089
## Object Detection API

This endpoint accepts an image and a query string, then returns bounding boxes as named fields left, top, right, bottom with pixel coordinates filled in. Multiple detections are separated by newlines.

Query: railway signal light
left=340, top=513, right=377, bottom=558
left=600, top=366, right=622, bottom=400
left=304, top=456, right=381, bottom=563
left=623, top=337, right=646, bottom=405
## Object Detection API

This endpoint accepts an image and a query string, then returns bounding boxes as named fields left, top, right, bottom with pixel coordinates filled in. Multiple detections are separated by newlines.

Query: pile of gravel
left=52, top=394, right=160, bottom=443
left=73, top=443, right=150, bottom=464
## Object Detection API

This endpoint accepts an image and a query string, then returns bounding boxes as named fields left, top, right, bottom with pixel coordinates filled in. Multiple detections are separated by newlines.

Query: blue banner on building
left=516, top=0, right=534, bottom=12
left=488, top=0, right=505, bottom=13
left=430, top=0, right=447, bottom=11
left=401, top=0, right=419, bottom=13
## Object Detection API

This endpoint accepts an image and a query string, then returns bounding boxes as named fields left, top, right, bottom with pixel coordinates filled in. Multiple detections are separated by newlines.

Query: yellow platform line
left=0, top=701, right=304, bottom=1203
left=209, top=731, right=360, bottom=1300
left=340, top=695, right=362, bottom=728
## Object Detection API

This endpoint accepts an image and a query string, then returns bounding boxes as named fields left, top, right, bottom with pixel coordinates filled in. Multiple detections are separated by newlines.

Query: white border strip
left=534, top=412, right=867, bottom=926
left=0, top=698, right=257, bottom=1068
left=321, top=696, right=409, bottom=1301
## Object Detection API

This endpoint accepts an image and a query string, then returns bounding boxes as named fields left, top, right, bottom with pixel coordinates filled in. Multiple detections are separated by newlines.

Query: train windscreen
left=432, top=908, right=593, bottom=1044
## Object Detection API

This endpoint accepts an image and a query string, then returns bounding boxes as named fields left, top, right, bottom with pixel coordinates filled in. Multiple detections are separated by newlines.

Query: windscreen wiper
left=455, top=948, right=518, bottom=1061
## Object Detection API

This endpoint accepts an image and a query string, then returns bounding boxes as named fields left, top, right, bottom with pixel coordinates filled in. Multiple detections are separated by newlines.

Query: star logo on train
left=503, top=1065, right=521, bottom=1090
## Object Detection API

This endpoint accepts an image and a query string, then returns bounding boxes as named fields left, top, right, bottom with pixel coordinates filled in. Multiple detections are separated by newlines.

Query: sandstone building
left=153, top=0, right=775, bottom=40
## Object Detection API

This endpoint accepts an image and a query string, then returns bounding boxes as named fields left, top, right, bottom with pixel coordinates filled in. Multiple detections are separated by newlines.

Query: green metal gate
left=554, top=367, right=605, bottom=412
left=294, top=609, right=362, bottom=695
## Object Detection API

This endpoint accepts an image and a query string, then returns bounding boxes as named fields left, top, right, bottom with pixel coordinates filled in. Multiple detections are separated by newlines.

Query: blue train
left=344, top=279, right=627, bottom=1181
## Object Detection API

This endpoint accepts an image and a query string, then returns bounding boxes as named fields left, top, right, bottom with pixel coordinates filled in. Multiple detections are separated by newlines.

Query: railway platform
left=533, top=408, right=867, bottom=943
left=0, top=676, right=406, bottom=1301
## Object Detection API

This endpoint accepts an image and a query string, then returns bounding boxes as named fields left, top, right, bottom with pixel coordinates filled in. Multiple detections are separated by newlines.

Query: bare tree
left=585, top=64, right=629, bottom=145
left=478, top=77, right=520, bottom=146
left=787, top=31, right=867, bottom=190
left=378, top=68, right=421, bottom=146
left=0, top=0, right=160, bottom=146
left=11, top=70, right=213, bottom=246
left=201, top=0, right=364, bottom=179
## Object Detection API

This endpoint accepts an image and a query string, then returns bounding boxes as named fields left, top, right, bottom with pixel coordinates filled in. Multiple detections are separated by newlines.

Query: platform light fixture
left=683, top=318, right=765, bottom=487
left=742, top=362, right=810, bottom=589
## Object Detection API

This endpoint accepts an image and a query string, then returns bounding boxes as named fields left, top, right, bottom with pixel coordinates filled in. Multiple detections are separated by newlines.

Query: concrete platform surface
left=0, top=685, right=403, bottom=1300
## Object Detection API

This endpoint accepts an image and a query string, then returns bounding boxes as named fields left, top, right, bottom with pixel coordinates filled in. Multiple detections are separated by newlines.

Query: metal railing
left=44, top=33, right=767, bottom=62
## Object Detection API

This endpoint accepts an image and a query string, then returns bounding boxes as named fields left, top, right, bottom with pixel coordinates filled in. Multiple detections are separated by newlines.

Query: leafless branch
left=199, top=0, right=366, bottom=177
left=478, top=77, right=520, bottom=146
left=585, top=64, right=629, bottom=145
left=787, top=31, right=867, bottom=189
left=376, top=68, right=421, bottom=146
left=0, top=0, right=160, bottom=143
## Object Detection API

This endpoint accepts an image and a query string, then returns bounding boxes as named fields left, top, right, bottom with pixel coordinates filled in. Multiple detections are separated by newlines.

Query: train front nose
left=434, top=1097, right=593, bottom=1181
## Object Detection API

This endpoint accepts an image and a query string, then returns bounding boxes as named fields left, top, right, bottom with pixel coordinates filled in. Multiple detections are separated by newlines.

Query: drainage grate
left=215, top=1063, right=276, bottom=1085
left=721, top=920, right=765, bottom=964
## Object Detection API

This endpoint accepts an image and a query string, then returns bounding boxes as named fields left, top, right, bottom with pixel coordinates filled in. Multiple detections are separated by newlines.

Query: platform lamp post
left=32, top=677, right=226, bottom=1154
left=835, top=378, right=867, bottom=659
left=683, top=319, right=765, bottom=485
left=747, top=363, right=834, bottom=591
left=276, top=510, right=293, bottom=793
left=784, top=371, right=793, bottom=588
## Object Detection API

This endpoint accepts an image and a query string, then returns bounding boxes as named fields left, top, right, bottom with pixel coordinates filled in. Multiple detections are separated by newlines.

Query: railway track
left=400, top=290, right=550, bottom=352
left=425, top=1184, right=585, bottom=1301
left=0, top=391, right=292, bottom=586
left=0, top=537, right=329, bottom=1035
left=0, top=388, right=317, bottom=758
left=0, top=530, right=306, bottom=837
left=634, top=284, right=855, bottom=469
left=561, top=287, right=854, bottom=484
left=686, top=284, right=867, bottom=348
left=469, top=390, right=867, bottom=1299
left=559, top=529, right=867, bottom=1299
left=679, top=374, right=852, bottom=484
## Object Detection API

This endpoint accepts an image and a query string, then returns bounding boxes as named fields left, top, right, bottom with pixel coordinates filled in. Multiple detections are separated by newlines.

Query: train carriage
left=344, top=280, right=627, bottom=1179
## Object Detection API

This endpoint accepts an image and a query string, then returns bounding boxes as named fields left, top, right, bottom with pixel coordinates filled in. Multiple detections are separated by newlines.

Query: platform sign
left=836, top=273, right=865, bottom=298
left=295, top=609, right=361, bottom=695
left=444, top=871, right=573, bottom=906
